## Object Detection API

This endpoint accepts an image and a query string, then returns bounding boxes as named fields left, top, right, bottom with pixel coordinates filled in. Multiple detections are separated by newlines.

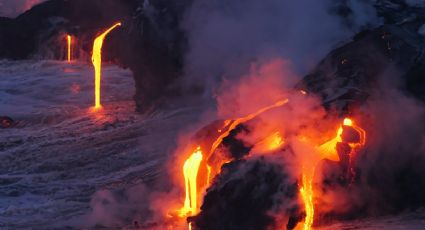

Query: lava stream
left=299, top=118, right=366, bottom=230
left=67, top=35, right=72, bottom=62
left=206, top=99, right=289, bottom=180
left=91, top=22, right=121, bottom=109
left=300, top=171, right=314, bottom=230
left=179, top=147, right=203, bottom=217
left=208, top=99, right=289, bottom=159
left=177, top=99, right=289, bottom=220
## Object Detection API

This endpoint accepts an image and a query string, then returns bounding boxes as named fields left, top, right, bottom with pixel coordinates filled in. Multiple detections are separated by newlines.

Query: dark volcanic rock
left=298, top=21, right=425, bottom=112
left=189, top=159, right=301, bottom=230
left=104, top=0, right=189, bottom=111
left=220, top=124, right=253, bottom=159
left=296, top=8, right=425, bottom=220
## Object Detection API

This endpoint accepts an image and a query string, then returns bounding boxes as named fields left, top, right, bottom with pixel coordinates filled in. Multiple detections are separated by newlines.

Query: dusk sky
left=0, top=0, right=46, bottom=18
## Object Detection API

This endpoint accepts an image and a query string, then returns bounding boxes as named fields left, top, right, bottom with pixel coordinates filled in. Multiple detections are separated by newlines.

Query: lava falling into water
left=91, top=22, right=121, bottom=109
left=179, top=147, right=203, bottom=217
left=67, top=35, right=72, bottom=63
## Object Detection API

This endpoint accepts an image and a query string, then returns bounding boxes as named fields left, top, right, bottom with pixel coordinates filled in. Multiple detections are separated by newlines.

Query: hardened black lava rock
left=297, top=20, right=425, bottom=112
left=220, top=124, right=253, bottom=159
left=189, top=159, right=302, bottom=230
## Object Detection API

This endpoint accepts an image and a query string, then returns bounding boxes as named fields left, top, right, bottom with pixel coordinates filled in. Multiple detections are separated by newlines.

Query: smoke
left=0, top=0, right=46, bottom=18
left=216, top=58, right=298, bottom=118
left=80, top=0, right=425, bottom=228
left=81, top=184, right=151, bottom=228
left=191, top=158, right=301, bottom=230
left=355, top=69, right=425, bottom=212
left=182, top=0, right=381, bottom=94
left=312, top=66, right=425, bottom=220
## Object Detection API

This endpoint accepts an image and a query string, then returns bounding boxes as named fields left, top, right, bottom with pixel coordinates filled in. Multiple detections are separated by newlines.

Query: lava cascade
left=91, top=22, right=121, bottom=109
left=67, top=35, right=72, bottom=62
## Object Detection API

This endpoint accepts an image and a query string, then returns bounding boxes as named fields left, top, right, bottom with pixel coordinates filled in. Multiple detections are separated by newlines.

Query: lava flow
left=67, top=35, right=72, bottom=62
left=176, top=99, right=289, bottom=221
left=179, top=147, right=204, bottom=217
left=299, top=118, right=366, bottom=230
left=91, top=22, right=121, bottom=109
left=206, top=99, right=289, bottom=179
left=174, top=99, right=365, bottom=230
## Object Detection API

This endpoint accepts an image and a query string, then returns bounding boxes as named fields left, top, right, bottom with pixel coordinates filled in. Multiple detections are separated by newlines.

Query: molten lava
left=262, top=131, right=284, bottom=151
left=91, top=22, right=121, bottom=109
left=300, top=172, right=314, bottom=230
left=299, top=117, right=366, bottom=230
left=206, top=99, right=289, bottom=179
left=208, top=99, right=289, bottom=157
left=252, top=131, right=284, bottom=154
left=179, top=147, right=203, bottom=217
left=67, top=35, right=72, bottom=63
left=344, top=118, right=366, bottom=147
left=173, top=97, right=366, bottom=230
left=176, top=100, right=289, bottom=221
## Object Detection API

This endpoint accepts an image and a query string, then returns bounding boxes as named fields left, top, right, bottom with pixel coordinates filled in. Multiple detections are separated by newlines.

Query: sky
left=0, top=0, right=46, bottom=18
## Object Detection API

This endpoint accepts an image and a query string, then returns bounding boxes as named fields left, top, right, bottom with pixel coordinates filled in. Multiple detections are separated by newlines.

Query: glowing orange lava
left=252, top=131, right=284, bottom=154
left=299, top=117, right=366, bottom=230
left=179, top=147, right=203, bottom=217
left=67, top=35, right=72, bottom=63
left=344, top=118, right=366, bottom=147
left=300, top=172, right=314, bottom=230
left=206, top=99, right=289, bottom=180
left=91, top=22, right=121, bottom=109
left=174, top=98, right=366, bottom=230
left=176, top=100, right=289, bottom=222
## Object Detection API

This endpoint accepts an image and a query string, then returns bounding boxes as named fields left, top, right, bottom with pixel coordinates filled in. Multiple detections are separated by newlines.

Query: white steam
left=182, top=0, right=381, bottom=93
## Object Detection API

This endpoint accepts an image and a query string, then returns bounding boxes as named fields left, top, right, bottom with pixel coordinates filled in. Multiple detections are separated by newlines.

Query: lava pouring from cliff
left=67, top=35, right=72, bottom=63
left=91, top=22, right=121, bottom=110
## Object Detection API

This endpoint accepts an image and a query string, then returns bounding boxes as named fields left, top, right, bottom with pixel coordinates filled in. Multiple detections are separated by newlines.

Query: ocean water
left=0, top=60, right=204, bottom=229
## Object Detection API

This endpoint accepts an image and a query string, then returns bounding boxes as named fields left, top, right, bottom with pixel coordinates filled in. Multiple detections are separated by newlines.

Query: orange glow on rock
left=206, top=99, right=289, bottom=180
left=92, top=22, right=121, bottom=109
left=173, top=101, right=366, bottom=230
left=344, top=118, right=366, bottom=146
left=176, top=100, right=289, bottom=225
left=298, top=117, right=366, bottom=230
left=252, top=131, right=284, bottom=154
left=263, top=131, right=284, bottom=151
